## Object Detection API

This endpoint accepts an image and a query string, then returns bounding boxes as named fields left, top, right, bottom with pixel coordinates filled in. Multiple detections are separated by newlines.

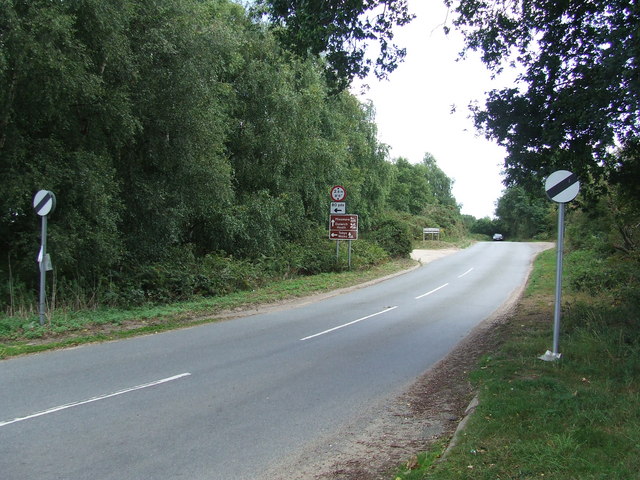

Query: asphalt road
left=0, top=242, right=545, bottom=480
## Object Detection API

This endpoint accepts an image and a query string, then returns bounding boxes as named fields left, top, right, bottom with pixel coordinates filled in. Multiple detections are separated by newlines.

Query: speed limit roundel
left=330, top=185, right=347, bottom=202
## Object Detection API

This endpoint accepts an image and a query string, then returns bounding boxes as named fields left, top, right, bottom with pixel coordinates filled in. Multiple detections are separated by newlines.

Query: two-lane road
left=0, top=242, right=547, bottom=479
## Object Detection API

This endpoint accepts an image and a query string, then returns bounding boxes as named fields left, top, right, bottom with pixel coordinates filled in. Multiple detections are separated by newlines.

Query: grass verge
left=392, top=248, right=640, bottom=479
left=0, top=257, right=416, bottom=359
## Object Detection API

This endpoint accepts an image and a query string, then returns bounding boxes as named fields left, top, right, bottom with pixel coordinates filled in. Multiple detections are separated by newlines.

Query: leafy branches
left=449, top=0, right=640, bottom=193
left=255, top=0, right=414, bottom=90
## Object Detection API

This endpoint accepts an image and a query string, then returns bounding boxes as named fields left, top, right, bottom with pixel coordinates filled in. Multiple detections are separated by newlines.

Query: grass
left=0, top=257, right=416, bottom=359
left=392, top=248, right=640, bottom=479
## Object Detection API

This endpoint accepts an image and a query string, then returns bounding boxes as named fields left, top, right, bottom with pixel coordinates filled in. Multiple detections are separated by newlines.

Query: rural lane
left=0, top=242, right=547, bottom=480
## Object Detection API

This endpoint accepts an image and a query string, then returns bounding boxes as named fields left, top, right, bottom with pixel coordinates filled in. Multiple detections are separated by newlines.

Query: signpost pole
left=348, top=240, right=352, bottom=269
left=552, top=202, right=565, bottom=356
left=336, top=240, right=340, bottom=263
left=33, top=190, right=56, bottom=325
left=38, top=214, right=48, bottom=326
left=540, top=170, right=579, bottom=361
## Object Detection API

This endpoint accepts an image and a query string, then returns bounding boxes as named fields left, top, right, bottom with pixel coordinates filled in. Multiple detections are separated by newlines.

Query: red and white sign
left=330, top=185, right=347, bottom=202
left=329, top=214, right=358, bottom=240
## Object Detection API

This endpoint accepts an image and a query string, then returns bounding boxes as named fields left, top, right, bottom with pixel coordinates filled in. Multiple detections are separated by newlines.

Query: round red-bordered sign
left=330, top=185, right=347, bottom=202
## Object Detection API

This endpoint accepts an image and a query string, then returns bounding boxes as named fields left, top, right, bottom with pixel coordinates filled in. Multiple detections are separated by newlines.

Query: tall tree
left=255, top=0, right=414, bottom=90
left=388, top=157, right=434, bottom=215
left=447, top=0, right=640, bottom=195
left=115, top=0, right=236, bottom=261
left=0, top=0, right=130, bottom=283
left=326, top=97, right=392, bottom=229
left=495, top=185, right=551, bottom=239
left=422, top=152, right=457, bottom=207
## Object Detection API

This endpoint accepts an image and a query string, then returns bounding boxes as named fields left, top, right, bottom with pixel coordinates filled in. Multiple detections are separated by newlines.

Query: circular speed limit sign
left=330, top=185, right=347, bottom=202
left=545, top=170, right=580, bottom=203
left=33, top=190, right=56, bottom=216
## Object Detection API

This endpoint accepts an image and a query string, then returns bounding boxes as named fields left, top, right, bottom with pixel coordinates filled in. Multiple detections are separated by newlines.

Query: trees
left=387, top=153, right=457, bottom=215
left=470, top=216, right=499, bottom=237
left=422, top=152, right=457, bottom=207
left=387, top=157, right=434, bottom=215
left=0, top=0, right=131, bottom=283
left=494, top=185, right=552, bottom=239
left=224, top=19, right=392, bottom=252
left=2, top=0, right=421, bottom=309
left=255, top=0, right=414, bottom=91
left=447, top=0, right=640, bottom=195
left=116, top=0, right=236, bottom=262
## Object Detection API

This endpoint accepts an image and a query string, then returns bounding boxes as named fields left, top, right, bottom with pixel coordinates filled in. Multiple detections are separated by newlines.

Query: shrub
left=349, top=240, right=390, bottom=268
left=369, top=217, right=413, bottom=257
left=565, top=249, right=640, bottom=300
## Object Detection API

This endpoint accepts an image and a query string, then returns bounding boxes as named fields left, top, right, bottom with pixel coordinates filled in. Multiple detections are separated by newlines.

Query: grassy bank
left=0, top=257, right=416, bottom=359
left=393, top=248, right=640, bottom=479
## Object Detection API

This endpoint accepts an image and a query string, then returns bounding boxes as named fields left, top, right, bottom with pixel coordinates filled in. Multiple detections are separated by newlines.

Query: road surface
left=0, top=242, right=546, bottom=480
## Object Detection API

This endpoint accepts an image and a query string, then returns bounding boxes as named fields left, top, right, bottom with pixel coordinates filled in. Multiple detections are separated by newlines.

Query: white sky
left=352, top=0, right=517, bottom=219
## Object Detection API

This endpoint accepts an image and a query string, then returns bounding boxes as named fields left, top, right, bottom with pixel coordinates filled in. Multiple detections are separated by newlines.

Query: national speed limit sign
left=330, top=185, right=346, bottom=202
left=33, top=190, right=56, bottom=216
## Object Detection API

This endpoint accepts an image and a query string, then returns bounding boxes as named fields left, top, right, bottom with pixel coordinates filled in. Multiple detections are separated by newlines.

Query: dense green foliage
left=388, top=153, right=457, bottom=215
left=564, top=183, right=640, bottom=300
left=0, top=0, right=465, bottom=314
left=470, top=184, right=553, bottom=241
left=494, top=185, right=552, bottom=239
left=255, top=0, right=414, bottom=91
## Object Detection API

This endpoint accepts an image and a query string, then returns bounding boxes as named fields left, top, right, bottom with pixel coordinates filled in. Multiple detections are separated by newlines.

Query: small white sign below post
left=330, top=202, right=346, bottom=214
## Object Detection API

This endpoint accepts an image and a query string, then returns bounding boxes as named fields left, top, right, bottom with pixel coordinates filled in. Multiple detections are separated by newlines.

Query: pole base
left=539, top=350, right=562, bottom=362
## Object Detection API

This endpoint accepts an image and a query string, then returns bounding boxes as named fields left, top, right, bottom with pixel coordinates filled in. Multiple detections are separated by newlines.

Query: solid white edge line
left=300, top=306, right=398, bottom=341
left=415, top=283, right=449, bottom=300
left=0, top=372, right=191, bottom=428
left=458, top=267, right=474, bottom=278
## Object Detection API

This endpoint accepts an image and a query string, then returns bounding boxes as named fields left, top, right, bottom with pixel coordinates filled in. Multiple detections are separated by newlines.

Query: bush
left=278, top=227, right=343, bottom=275
left=349, top=240, right=390, bottom=268
left=102, top=247, right=264, bottom=307
left=267, top=230, right=389, bottom=275
left=565, top=249, right=640, bottom=300
left=420, top=204, right=467, bottom=239
left=369, top=217, right=413, bottom=257
left=1, top=221, right=402, bottom=313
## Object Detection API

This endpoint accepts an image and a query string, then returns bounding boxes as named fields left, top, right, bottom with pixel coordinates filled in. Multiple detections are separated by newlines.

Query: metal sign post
left=551, top=202, right=566, bottom=356
left=38, top=214, right=48, bottom=325
left=540, top=171, right=579, bottom=362
left=33, top=190, right=56, bottom=325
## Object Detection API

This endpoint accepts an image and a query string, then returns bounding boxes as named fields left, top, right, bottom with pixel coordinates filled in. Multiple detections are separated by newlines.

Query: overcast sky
left=352, top=1, right=518, bottom=219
